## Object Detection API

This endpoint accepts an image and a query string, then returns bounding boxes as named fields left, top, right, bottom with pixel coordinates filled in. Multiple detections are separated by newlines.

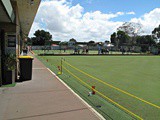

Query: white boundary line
left=47, top=68, right=105, bottom=120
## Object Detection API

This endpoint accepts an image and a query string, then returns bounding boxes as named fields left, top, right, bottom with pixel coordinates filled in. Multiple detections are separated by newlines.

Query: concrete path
left=0, top=54, right=103, bottom=120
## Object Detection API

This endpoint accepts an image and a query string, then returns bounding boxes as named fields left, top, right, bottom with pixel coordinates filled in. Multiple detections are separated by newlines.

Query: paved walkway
left=0, top=54, right=103, bottom=120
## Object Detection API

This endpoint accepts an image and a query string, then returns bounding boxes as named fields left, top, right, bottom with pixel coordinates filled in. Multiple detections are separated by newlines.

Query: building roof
left=0, top=0, right=15, bottom=22
left=14, top=0, right=41, bottom=37
left=0, top=0, right=41, bottom=38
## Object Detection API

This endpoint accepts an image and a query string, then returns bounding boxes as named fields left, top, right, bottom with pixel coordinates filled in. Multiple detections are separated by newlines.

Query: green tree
left=88, top=40, right=95, bottom=44
left=69, top=38, right=77, bottom=47
left=110, top=31, right=130, bottom=49
left=59, top=41, right=68, bottom=48
left=136, top=35, right=156, bottom=46
left=105, top=40, right=109, bottom=43
left=152, top=25, right=160, bottom=42
left=110, top=32, right=116, bottom=45
left=117, top=22, right=142, bottom=36
left=31, top=37, right=38, bottom=45
left=26, top=37, right=32, bottom=46
left=69, top=38, right=77, bottom=43
left=32, top=30, right=52, bottom=46
left=117, top=30, right=130, bottom=46
left=117, top=22, right=142, bottom=46
left=136, top=35, right=156, bottom=52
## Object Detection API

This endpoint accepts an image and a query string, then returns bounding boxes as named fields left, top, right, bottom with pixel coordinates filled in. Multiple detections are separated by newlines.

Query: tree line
left=110, top=22, right=160, bottom=52
left=27, top=22, right=160, bottom=53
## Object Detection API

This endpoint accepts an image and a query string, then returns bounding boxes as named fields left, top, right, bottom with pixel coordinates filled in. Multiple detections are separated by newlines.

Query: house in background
left=0, top=0, right=41, bottom=86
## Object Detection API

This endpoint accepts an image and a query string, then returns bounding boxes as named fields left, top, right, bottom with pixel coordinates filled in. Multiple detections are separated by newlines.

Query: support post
left=92, top=86, right=96, bottom=95
left=61, top=58, right=62, bottom=74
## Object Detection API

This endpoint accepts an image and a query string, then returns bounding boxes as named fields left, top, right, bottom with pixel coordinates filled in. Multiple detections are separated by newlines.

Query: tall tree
left=59, top=41, right=68, bottom=46
left=88, top=40, right=95, bottom=44
left=88, top=40, right=95, bottom=47
left=136, top=35, right=156, bottom=45
left=110, top=32, right=116, bottom=45
left=27, top=37, right=32, bottom=46
left=117, top=22, right=142, bottom=46
left=136, top=35, right=156, bottom=52
left=110, top=31, right=130, bottom=49
left=117, top=22, right=142, bottom=36
left=152, top=25, right=160, bottom=42
left=69, top=38, right=77, bottom=43
left=117, top=30, right=130, bottom=45
left=32, top=30, right=52, bottom=46
left=69, top=38, right=77, bottom=46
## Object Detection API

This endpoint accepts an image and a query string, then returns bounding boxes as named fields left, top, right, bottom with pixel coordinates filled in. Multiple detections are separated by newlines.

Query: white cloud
left=29, top=0, right=124, bottom=42
left=130, top=8, right=160, bottom=35
left=29, top=0, right=160, bottom=42
left=29, top=22, right=42, bottom=36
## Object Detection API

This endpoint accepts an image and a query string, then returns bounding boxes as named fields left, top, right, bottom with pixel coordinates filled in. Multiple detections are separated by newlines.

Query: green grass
left=33, top=50, right=142, bottom=55
left=34, top=52, right=160, bottom=120
left=34, top=49, right=101, bottom=54
left=2, top=83, right=16, bottom=87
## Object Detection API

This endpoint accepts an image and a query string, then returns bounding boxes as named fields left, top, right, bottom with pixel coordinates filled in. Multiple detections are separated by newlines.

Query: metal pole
left=61, top=58, right=62, bottom=74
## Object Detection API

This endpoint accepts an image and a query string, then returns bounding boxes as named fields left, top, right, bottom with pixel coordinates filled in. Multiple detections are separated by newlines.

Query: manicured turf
left=34, top=49, right=141, bottom=55
left=2, top=83, right=16, bottom=87
left=34, top=51, right=160, bottom=120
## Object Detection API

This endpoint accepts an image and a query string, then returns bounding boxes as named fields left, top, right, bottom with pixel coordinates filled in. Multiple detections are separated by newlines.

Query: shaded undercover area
left=0, top=0, right=40, bottom=86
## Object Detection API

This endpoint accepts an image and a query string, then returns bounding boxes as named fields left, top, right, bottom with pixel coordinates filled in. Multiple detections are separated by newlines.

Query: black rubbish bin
left=18, top=56, right=34, bottom=81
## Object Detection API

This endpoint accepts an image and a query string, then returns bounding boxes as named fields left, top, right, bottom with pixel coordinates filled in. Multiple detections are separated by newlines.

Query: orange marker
left=92, top=86, right=95, bottom=95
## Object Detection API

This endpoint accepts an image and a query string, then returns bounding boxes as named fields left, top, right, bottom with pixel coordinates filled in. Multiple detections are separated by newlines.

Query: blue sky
left=71, top=0, right=160, bottom=21
left=30, top=0, right=160, bottom=41
left=72, top=0, right=160, bottom=14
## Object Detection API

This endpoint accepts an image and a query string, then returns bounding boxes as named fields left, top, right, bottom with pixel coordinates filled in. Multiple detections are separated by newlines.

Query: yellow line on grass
left=63, top=66, right=143, bottom=120
left=63, top=61, right=160, bottom=109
